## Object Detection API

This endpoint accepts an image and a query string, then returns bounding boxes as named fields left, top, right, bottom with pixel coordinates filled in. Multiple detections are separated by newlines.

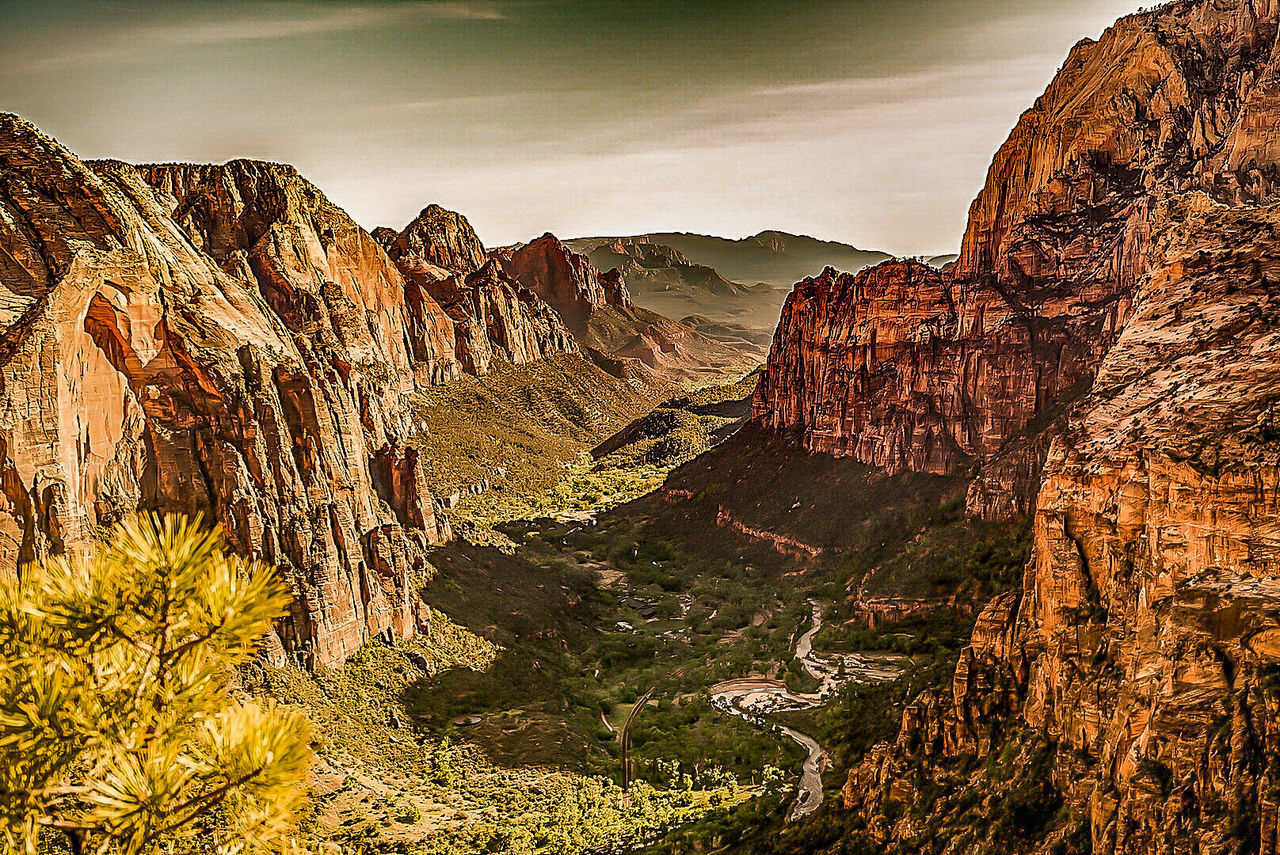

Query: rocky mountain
left=0, top=117, right=758, bottom=670
left=567, top=232, right=890, bottom=333
left=496, top=233, right=754, bottom=380
left=374, top=203, right=487, bottom=275
left=570, top=231, right=890, bottom=291
left=0, top=121, right=453, bottom=669
left=495, top=232, right=634, bottom=335
left=752, top=0, right=1280, bottom=851
left=374, top=208, right=577, bottom=376
left=592, top=240, right=750, bottom=299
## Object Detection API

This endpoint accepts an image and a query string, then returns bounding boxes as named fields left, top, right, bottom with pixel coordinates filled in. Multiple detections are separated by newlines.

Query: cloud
left=145, top=2, right=508, bottom=44
left=7, top=1, right=508, bottom=73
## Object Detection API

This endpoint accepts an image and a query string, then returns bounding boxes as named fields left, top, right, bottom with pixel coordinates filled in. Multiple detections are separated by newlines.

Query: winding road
left=710, top=601, right=900, bottom=822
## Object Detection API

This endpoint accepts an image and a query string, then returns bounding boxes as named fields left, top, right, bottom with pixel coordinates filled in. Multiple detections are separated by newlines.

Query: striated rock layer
left=844, top=193, right=1280, bottom=855
left=754, top=0, right=1280, bottom=519
left=496, top=232, right=634, bottom=336
left=375, top=207, right=579, bottom=376
left=0, top=120, right=453, bottom=668
left=749, top=1, right=1280, bottom=853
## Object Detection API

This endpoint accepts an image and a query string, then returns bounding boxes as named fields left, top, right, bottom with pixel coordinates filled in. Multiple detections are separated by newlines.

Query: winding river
left=709, top=601, right=900, bottom=821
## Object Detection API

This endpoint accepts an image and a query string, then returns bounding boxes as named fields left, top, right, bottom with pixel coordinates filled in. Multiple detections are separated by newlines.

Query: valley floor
left=258, top=366, right=1029, bottom=854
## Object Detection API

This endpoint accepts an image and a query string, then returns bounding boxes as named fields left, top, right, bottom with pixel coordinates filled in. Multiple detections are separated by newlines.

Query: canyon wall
left=496, top=232, right=634, bottom=336
left=754, top=0, right=1280, bottom=519
left=0, top=122, right=455, bottom=668
left=752, top=1, right=1280, bottom=852
left=375, top=206, right=579, bottom=376
left=0, top=120, right=749, bottom=668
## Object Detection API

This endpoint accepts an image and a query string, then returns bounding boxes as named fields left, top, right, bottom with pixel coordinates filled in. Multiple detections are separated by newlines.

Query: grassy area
left=264, top=363, right=1034, bottom=854
left=412, top=523, right=811, bottom=785
left=256, top=609, right=738, bottom=854
left=409, top=354, right=667, bottom=507
left=410, top=356, right=759, bottom=533
left=241, top=367, right=791, bottom=855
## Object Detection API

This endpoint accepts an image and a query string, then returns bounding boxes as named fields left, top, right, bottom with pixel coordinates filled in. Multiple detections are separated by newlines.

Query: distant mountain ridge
left=566, top=230, right=890, bottom=331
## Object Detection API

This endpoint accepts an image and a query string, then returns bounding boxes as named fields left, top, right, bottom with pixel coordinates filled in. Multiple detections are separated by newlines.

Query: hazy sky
left=1, top=0, right=1142, bottom=255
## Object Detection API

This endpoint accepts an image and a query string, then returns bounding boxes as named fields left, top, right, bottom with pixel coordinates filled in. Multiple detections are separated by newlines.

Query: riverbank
left=710, top=602, right=902, bottom=821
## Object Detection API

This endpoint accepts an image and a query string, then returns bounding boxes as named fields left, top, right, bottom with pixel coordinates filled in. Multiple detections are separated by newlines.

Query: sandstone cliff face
left=1014, top=196, right=1280, bottom=855
left=843, top=193, right=1280, bottom=855
left=374, top=207, right=579, bottom=376
left=748, top=1, right=1280, bottom=852
left=379, top=204, right=487, bottom=276
left=754, top=0, right=1280, bottom=520
left=419, top=260, right=579, bottom=376
left=495, top=232, right=754, bottom=381
left=0, top=119, right=449, bottom=668
left=496, top=232, right=634, bottom=336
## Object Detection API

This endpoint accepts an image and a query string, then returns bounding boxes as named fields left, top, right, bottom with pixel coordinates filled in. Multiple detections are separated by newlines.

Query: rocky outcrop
left=378, top=204, right=487, bottom=276
left=793, top=2, right=1280, bottom=853
left=140, top=163, right=464, bottom=389
left=1009, top=195, right=1280, bottom=855
left=496, top=232, right=633, bottom=336
left=754, top=0, right=1280, bottom=519
left=375, top=208, right=579, bottom=376
left=714, top=505, right=823, bottom=559
left=497, top=233, right=753, bottom=381
left=420, top=260, right=579, bottom=375
left=0, top=118, right=452, bottom=669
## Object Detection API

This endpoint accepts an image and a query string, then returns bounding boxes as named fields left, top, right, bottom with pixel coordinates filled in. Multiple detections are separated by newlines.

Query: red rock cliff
left=0, top=120, right=451, bottom=669
left=758, top=1, right=1280, bottom=852
left=754, top=0, right=1280, bottom=520
left=496, top=232, right=634, bottom=336
left=374, top=207, right=579, bottom=375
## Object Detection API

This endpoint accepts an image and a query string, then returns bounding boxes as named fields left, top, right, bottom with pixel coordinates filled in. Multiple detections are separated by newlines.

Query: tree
left=0, top=514, right=312, bottom=855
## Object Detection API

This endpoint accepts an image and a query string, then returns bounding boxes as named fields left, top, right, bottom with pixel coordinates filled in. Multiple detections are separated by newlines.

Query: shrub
left=0, top=514, right=311, bottom=855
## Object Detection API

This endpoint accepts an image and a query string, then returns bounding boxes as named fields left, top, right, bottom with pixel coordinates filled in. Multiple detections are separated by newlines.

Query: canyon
left=6, top=0, right=1280, bottom=851
left=0, top=118, right=748, bottom=670
left=751, top=0, right=1280, bottom=852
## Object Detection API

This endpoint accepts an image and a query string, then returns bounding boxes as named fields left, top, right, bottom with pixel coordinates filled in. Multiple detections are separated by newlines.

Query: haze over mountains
left=566, top=231, right=892, bottom=333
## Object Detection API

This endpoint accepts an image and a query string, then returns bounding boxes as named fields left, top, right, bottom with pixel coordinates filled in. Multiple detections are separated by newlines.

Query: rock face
left=749, top=1, right=1280, bottom=852
left=0, top=119, right=452, bottom=669
left=378, top=204, right=487, bottom=276
left=754, top=0, right=1280, bottom=520
left=496, top=232, right=753, bottom=380
left=496, top=232, right=634, bottom=336
left=375, top=208, right=578, bottom=376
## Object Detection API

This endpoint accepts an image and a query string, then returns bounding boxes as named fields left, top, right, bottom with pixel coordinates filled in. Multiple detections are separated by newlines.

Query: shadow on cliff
left=619, top=424, right=1030, bottom=606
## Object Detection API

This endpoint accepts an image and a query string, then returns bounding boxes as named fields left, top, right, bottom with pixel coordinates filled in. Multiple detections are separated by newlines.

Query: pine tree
left=0, top=514, right=312, bottom=855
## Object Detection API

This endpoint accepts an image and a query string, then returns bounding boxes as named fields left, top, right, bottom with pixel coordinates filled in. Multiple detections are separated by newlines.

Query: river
left=709, top=600, right=901, bottom=822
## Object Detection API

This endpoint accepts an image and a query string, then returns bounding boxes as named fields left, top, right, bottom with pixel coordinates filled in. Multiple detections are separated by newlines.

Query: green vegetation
left=290, top=404, right=1032, bottom=854
left=408, top=354, right=667, bottom=523
left=260, top=605, right=737, bottom=854
left=415, top=361, right=759, bottom=534
left=411, top=529, right=809, bottom=783
left=0, top=515, right=310, bottom=855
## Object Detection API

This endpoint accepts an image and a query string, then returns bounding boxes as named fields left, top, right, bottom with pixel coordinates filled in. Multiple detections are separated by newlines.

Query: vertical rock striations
left=374, top=206, right=579, bottom=376
left=495, top=231, right=634, bottom=337
left=754, top=0, right=1280, bottom=520
left=750, top=1, right=1280, bottom=852
left=0, top=120, right=451, bottom=669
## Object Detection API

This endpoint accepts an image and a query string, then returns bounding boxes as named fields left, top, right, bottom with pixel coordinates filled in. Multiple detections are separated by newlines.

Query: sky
left=1, top=0, right=1143, bottom=256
